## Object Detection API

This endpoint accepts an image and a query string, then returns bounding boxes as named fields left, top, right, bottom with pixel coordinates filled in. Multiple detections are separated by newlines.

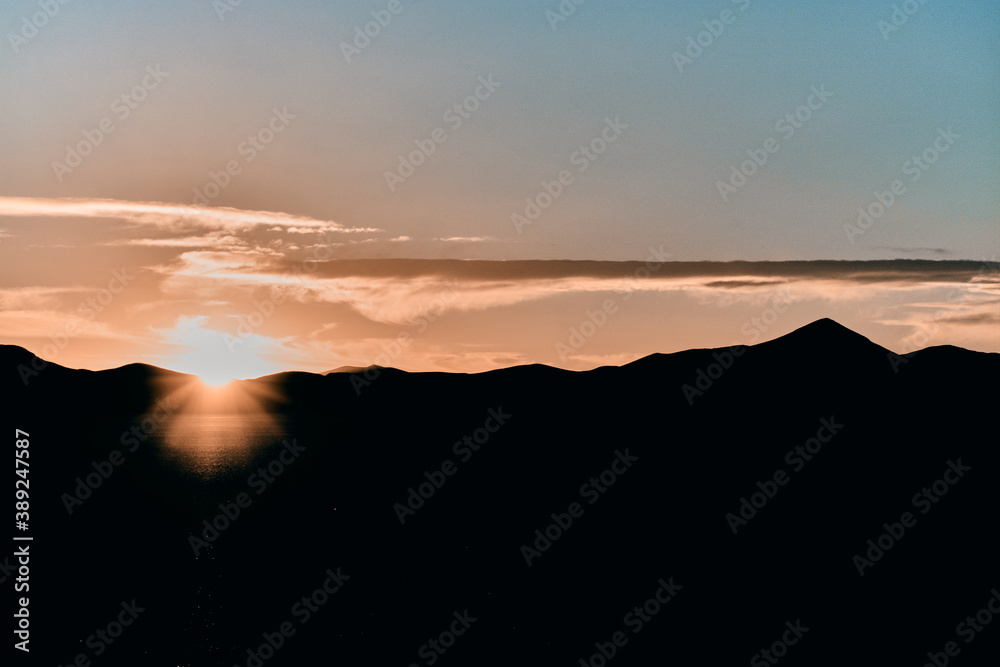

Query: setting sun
left=196, top=371, right=235, bottom=388
left=159, top=316, right=286, bottom=384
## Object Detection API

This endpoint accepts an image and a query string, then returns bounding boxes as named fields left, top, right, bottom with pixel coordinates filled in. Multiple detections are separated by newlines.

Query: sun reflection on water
left=150, top=375, right=288, bottom=480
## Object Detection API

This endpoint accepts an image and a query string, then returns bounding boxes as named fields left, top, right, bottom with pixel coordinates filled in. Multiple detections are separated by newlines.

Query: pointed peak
left=794, top=318, right=856, bottom=337
left=765, top=318, right=888, bottom=354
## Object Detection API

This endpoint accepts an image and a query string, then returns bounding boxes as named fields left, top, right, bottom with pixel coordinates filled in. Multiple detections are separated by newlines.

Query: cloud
left=702, top=279, right=788, bottom=289
left=433, top=236, right=495, bottom=243
left=0, top=198, right=397, bottom=267
left=938, top=312, right=1000, bottom=326
left=292, top=258, right=999, bottom=285
left=0, top=196, right=380, bottom=235
left=101, top=234, right=246, bottom=249
left=152, top=250, right=291, bottom=292
left=0, top=286, right=93, bottom=311
left=149, top=257, right=999, bottom=326
left=874, top=246, right=953, bottom=256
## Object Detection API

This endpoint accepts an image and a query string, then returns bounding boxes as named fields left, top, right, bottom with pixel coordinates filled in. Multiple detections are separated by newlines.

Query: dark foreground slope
left=3, top=319, right=998, bottom=666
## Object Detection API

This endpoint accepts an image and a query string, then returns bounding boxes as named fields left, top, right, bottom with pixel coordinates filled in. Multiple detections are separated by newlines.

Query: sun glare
left=161, top=316, right=287, bottom=385
left=146, top=369, right=288, bottom=481
left=197, top=370, right=236, bottom=388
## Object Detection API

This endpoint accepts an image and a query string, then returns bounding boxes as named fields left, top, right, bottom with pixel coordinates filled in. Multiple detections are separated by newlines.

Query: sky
left=0, top=1, right=998, bottom=380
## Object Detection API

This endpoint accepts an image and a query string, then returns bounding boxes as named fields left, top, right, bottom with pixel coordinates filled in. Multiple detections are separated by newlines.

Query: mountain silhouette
left=4, top=319, right=997, bottom=666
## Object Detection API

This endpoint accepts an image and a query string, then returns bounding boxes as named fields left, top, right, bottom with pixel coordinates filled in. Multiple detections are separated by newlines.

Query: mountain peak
left=762, top=318, right=889, bottom=356
left=793, top=317, right=858, bottom=338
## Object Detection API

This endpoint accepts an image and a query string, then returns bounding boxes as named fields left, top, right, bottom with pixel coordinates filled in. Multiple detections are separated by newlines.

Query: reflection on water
left=156, top=413, right=288, bottom=480
left=136, top=377, right=292, bottom=661
left=145, top=377, right=290, bottom=481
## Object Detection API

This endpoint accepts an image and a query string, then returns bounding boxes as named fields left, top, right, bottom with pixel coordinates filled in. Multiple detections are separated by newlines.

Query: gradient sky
left=1, top=1, right=998, bottom=379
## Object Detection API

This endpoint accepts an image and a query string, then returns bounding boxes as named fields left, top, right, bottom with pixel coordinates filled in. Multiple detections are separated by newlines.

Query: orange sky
left=1, top=198, right=997, bottom=382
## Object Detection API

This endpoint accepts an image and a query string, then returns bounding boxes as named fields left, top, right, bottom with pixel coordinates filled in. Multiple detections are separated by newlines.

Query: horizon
left=5, top=313, right=997, bottom=386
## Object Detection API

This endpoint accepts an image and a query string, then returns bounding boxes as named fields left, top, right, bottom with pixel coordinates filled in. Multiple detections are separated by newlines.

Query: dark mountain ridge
left=4, top=319, right=997, bottom=666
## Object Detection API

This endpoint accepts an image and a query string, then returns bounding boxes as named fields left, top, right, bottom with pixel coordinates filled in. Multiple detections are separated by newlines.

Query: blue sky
left=2, top=0, right=996, bottom=260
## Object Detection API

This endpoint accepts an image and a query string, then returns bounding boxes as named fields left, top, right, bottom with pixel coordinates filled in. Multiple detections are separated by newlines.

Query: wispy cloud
left=0, top=286, right=94, bottom=311
left=874, top=246, right=953, bottom=256
left=938, top=312, right=1000, bottom=326
left=101, top=234, right=246, bottom=249
left=433, top=236, right=496, bottom=243
left=145, top=256, right=1000, bottom=325
left=0, top=197, right=380, bottom=234
left=286, top=258, right=1000, bottom=284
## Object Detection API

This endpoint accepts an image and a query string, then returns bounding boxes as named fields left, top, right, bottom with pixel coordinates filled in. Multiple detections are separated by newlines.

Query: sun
left=171, top=346, right=248, bottom=387
left=197, top=369, right=236, bottom=387
left=160, top=316, right=286, bottom=385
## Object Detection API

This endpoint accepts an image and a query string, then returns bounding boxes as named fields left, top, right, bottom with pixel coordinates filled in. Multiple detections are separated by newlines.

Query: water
left=155, top=413, right=288, bottom=481
left=147, top=410, right=291, bottom=662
